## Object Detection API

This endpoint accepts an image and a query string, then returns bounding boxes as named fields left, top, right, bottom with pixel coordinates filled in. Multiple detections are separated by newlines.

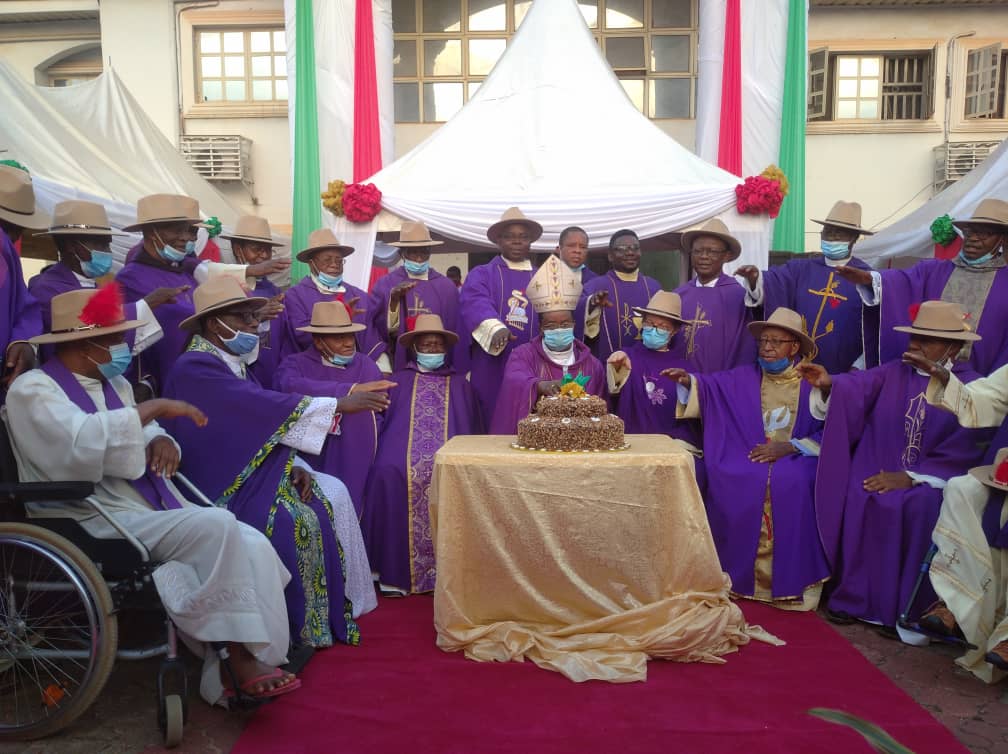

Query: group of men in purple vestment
left=5, top=155, right=1008, bottom=690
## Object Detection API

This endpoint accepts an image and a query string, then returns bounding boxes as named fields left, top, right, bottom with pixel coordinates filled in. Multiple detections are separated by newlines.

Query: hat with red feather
left=30, top=284, right=142, bottom=344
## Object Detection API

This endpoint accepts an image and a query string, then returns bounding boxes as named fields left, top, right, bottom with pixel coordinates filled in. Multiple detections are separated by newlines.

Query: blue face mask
left=415, top=352, right=446, bottom=370
left=958, top=250, right=996, bottom=267
left=184, top=240, right=196, bottom=255
left=820, top=240, right=851, bottom=260
left=568, top=263, right=585, bottom=272
left=758, top=356, right=793, bottom=374
left=216, top=318, right=260, bottom=356
left=81, top=249, right=113, bottom=279
left=642, top=326, right=672, bottom=350
left=329, top=351, right=355, bottom=366
left=89, top=342, right=132, bottom=380
left=403, top=259, right=430, bottom=276
left=542, top=327, right=575, bottom=351
left=159, top=244, right=187, bottom=263
left=315, top=270, right=343, bottom=289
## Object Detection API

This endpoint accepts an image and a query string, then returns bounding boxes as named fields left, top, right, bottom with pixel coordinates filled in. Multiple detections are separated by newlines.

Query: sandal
left=222, top=668, right=302, bottom=702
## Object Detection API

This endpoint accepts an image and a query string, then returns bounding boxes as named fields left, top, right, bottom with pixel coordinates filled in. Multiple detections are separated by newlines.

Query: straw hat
left=633, top=291, right=687, bottom=324
left=527, top=254, right=582, bottom=314
left=747, top=306, right=815, bottom=356
left=970, top=448, right=1008, bottom=491
left=178, top=276, right=267, bottom=333
left=952, top=198, right=1008, bottom=232
left=297, top=301, right=365, bottom=334
left=398, top=313, right=459, bottom=349
left=295, top=228, right=355, bottom=262
left=892, top=300, right=981, bottom=341
left=39, top=200, right=125, bottom=237
left=29, top=286, right=141, bottom=345
left=811, top=200, right=874, bottom=236
left=121, top=194, right=203, bottom=232
left=389, top=220, right=444, bottom=248
left=680, top=218, right=742, bottom=262
left=219, top=215, right=284, bottom=246
left=0, top=164, right=49, bottom=229
left=486, top=206, right=543, bottom=244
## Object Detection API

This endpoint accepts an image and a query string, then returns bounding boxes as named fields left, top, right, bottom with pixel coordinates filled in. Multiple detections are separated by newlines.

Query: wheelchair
left=0, top=422, right=189, bottom=747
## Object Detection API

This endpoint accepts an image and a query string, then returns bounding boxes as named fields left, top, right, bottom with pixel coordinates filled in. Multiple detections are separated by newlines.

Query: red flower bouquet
left=342, top=182, right=383, bottom=223
left=735, top=175, right=785, bottom=218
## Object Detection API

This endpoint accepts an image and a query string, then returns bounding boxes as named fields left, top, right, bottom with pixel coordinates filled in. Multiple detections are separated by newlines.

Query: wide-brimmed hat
left=38, top=200, right=125, bottom=237
left=747, top=306, right=815, bottom=356
left=970, top=448, right=1008, bottom=491
left=29, top=285, right=141, bottom=345
left=398, top=313, right=459, bottom=349
left=178, top=276, right=267, bottom=333
left=952, top=198, right=1008, bottom=232
left=633, top=291, right=687, bottom=324
left=486, top=207, right=544, bottom=245
left=811, top=200, right=874, bottom=236
left=389, top=220, right=444, bottom=248
left=680, top=218, right=742, bottom=262
left=121, top=194, right=204, bottom=232
left=893, top=300, right=981, bottom=342
left=295, top=228, right=356, bottom=263
left=0, top=165, right=49, bottom=229
left=297, top=301, right=365, bottom=334
left=219, top=214, right=284, bottom=246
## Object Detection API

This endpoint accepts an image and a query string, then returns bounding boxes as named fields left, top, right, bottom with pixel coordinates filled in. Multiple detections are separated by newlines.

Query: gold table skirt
left=430, top=435, right=775, bottom=682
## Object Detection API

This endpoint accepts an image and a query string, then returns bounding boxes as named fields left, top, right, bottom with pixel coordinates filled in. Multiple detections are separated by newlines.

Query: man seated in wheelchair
left=2, top=284, right=301, bottom=705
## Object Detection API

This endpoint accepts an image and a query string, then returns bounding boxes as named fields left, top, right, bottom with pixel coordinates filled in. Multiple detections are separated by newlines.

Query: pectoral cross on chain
left=805, top=271, right=848, bottom=361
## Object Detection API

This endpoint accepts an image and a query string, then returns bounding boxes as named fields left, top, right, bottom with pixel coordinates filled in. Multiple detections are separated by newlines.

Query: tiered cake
left=514, top=393, right=626, bottom=452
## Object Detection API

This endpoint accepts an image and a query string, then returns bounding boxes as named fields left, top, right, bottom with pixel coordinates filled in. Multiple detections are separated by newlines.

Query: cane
left=897, top=543, right=976, bottom=648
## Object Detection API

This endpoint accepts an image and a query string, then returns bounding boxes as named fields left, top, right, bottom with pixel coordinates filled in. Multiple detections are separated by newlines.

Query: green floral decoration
left=930, top=214, right=957, bottom=246
left=0, top=159, right=28, bottom=173
left=203, top=216, right=222, bottom=238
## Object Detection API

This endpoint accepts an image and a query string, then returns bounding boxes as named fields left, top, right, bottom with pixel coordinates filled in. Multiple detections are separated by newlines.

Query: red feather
left=79, top=283, right=124, bottom=327
left=333, top=293, right=354, bottom=319
left=996, top=460, right=1008, bottom=486
left=405, top=315, right=419, bottom=332
left=907, top=303, right=921, bottom=322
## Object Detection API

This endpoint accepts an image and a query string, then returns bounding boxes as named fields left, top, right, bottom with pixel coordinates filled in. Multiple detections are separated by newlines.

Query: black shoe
left=826, top=609, right=856, bottom=625
left=876, top=624, right=899, bottom=640
left=985, top=645, right=1008, bottom=671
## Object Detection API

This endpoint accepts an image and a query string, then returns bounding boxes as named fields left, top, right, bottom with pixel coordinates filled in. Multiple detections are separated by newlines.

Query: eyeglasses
left=500, top=233, right=530, bottom=242
left=961, top=226, right=1001, bottom=239
left=692, top=248, right=727, bottom=258
left=540, top=321, right=575, bottom=330
left=223, top=310, right=262, bottom=325
left=758, top=337, right=796, bottom=347
left=612, top=244, right=640, bottom=253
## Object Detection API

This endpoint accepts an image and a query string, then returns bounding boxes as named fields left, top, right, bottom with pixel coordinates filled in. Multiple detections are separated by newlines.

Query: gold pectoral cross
left=804, top=271, right=848, bottom=360
left=684, top=303, right=712, bottom=357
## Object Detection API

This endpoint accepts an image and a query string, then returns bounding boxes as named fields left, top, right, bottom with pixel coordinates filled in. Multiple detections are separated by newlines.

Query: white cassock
left=926, top=364, right=1008, bottom=682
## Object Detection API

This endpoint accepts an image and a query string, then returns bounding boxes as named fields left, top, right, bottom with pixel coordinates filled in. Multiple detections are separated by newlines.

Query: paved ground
left=2, top=610, right=1008, bottom=754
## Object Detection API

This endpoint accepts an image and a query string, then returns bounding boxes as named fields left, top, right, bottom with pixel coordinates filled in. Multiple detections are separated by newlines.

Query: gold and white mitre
left=527, top=254, right=582, bottom=314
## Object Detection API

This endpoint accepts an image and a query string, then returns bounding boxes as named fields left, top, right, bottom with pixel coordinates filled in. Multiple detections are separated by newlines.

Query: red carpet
left=231, top=598, right=967, bottom=754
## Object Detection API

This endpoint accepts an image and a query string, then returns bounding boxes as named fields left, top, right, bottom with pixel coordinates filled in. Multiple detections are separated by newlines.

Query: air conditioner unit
left=179, top=134, right=251, bottom=183
left=933, top=140, right=1001, bottom=193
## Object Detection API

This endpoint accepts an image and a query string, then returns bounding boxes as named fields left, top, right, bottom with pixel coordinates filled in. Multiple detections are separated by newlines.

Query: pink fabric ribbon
left=717, top=0, right=742, bottom=176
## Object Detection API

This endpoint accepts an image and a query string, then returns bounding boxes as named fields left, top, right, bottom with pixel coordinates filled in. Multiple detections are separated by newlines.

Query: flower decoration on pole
left=735, top=164, right=787, bottom=219
left=341, top=182, right=383, bottom=223
left=322, top=179, right=347, bottom=217
left=203, top=216, right=222, bottom=238
left=930, top=214, right=962, bottom=260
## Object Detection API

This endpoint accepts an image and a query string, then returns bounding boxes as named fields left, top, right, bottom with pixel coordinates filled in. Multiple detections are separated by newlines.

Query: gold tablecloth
left=430, top=435, right=775, bottom=682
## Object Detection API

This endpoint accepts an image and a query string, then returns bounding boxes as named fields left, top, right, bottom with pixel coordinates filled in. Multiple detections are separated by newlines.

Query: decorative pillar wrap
left=716, top=0, right=742, bottom=176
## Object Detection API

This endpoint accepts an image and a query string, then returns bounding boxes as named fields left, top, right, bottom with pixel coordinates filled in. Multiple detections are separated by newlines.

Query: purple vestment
left=274, top=348, right=384, bottom=514
left=246, top=277, right=283, bottom=388
left=577, top=271, right=661, bottom=363
left=489, top=337, right=606, bottom=434
left=0, top=231, right=42, bottom=391
left=362, top=362, right=482, bottom=592
left=577, top=267, right=598, bottom=284
left=671, top=275, right=756, bottom=372
left=694, top=365, right=829, bottom=599
left=458, top=256, right=538, bottom=422
left=763, top=256, right=873, bottom=374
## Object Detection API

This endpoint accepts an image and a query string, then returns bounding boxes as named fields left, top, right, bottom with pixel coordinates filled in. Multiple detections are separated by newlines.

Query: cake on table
left=514, top=378, right=626, bottom=452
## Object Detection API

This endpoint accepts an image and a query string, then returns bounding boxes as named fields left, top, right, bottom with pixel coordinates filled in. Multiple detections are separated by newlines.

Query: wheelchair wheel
left=0, top=523, right=118, bottom=741
left=161, top=694, right=184, bottom=748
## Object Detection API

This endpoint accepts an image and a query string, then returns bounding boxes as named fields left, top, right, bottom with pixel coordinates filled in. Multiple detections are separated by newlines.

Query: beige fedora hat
left=389, top=220, right=444, bottom=248
left=121, top=194, right=203, bottom=232
left=633, top=291, right=687, bottom=323
left=219, top=214, right=284, bottom=246
left=893, top=300, right=981, bottom=341
left=952, top=198, right=1008, bottom=232
left=486, top=206, right=544, bottom=245
left=297, top=300, right=365, bottom=334
left=398, top=313, right=459, bottom=349
left=0, top=165, right=49, bottom=229
left=811, top=200, right=874, bottom=236
left=970, top=448, right=1008, bottom=492
left=30, top=285, right=141, bottom=345
left=295, top=228, right=356, bottom=263
left=747, top=306, right=815, bottom=356
left=178, top=276, right=267, bottom=333
left=680, top=218, right=742, bottom=262
left=39, top=200, right=125, bottom=237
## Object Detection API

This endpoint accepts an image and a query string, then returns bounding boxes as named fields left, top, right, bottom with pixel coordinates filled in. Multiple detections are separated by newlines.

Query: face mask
left=958, top=250, right=995, bottom=267
left=758, top=356, right=793, bottom=374
left=403, top=259, right=429, bottom=276
left=81, top=249, right=113, bottom=279
left=567, top=263, right=585, bottom=272
left=159, top=244, right=187, bottom=263
left=415, top=352, right=446, bottom=370
left=820, top=240, right=851, bottom=260
left=641, top=326, right=672, bottom=350
left=315, top=270, right=343, bottom=289
left=542, top=327, right=575, bottom=351
left=329, top=351, right=355, bottom=366
left=88, top=342, right=132, bottom=380
left=184, top=240, right=196, bottom=255
left=216, top=318, right=260, bottom=356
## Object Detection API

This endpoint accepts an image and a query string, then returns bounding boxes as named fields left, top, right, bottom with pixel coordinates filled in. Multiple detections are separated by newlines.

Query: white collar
left=694, top=276, right=719, bottom=288
left=544, top=343, right=575, bottom=367
left=210, top=342, right=247, bottom=378
left=310, top=273, right=346, bottom=295
left=500, top=256, right=533, bottom=271
left=71, top=269, right=97, bottom=288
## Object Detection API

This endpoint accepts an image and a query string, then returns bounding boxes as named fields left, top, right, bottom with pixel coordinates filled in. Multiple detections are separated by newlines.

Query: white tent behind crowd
left=365, top=0, right=764, bottom=267
left=856, top=138, right=1008, bottom=267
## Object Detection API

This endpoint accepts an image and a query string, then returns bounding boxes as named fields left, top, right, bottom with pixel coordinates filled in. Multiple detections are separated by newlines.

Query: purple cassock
left=866, top=260, right=1008, bottom=376
left=368, top=266, right=468, bottom=372
left=577, top=271, right=661, bottom=363
left=458, top=256, right=538, bottom=421
left=816, top=359, right=992, bottom=627
left=246, top=277, right=282, bottom=388
left=694, top=366, right=829, bottom=599
left=362, top=362, right=482, bottom=593
left=671, top=275, right=756, bottom=372
left=489, top=337, right=606, bottom=434
left=0, top=231, right=42, bottom=375
left=274, top=348, right=384, bottom=514
left=763, top=256, right=874, bottom=374
left=276, top=276, right=384, bottom=364
left=162, top=348, right=357, bottom=648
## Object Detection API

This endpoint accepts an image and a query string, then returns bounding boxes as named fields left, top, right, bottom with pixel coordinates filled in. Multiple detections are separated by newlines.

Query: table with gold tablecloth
left=430, top=434, right=775, bottom=682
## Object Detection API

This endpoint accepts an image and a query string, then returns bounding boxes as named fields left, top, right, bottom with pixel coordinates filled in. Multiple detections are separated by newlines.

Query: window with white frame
left=195, top=27, right=288, bottom=104
left=964, top=43, right=1007, bottom=119
left=392, top=0, right=696, bottom=123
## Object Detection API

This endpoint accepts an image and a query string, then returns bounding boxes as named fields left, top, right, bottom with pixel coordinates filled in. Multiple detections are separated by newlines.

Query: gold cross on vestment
left=620, top=303, right=636, bottom=337
left=684, top=303, right=712, bottom=357
left=804, top=271, right=849, bottom=360
left=407, top=293, right=432, bottom=318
